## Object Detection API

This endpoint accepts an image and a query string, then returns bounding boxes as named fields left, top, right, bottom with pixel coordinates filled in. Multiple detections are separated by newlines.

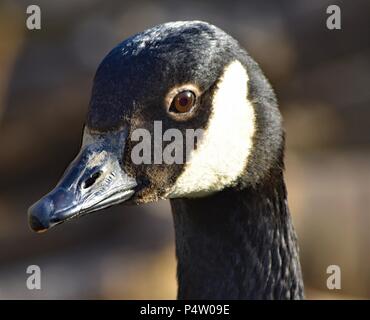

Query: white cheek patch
left=167, top=60, right=256, bottom=198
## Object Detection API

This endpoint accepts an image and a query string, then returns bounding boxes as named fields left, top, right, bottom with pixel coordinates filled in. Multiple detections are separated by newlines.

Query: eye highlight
left=169, top=90, right=196, bottom=114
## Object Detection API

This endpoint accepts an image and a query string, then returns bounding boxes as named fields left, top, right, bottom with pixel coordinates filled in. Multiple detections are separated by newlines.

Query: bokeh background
left=0, top=0, right=369, bottom=299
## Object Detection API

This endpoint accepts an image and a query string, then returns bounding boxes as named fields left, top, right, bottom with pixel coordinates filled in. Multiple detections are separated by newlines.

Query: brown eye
left=170, top=90, right=196, bottom=113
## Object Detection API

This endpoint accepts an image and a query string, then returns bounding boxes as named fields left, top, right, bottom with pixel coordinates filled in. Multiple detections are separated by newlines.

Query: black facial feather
left=87, top=21, right=233, bottom=131
left=29, top=22, right=303, bottom=299
left=86, top=21, right=283, bottom=192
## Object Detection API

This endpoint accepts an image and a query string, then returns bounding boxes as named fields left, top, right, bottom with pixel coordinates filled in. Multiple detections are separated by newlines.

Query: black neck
left=170, top=174, right=304, bottom=299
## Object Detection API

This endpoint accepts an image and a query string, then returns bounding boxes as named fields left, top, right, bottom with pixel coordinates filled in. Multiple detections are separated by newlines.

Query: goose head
left=28, top=21, right=283, bottom=232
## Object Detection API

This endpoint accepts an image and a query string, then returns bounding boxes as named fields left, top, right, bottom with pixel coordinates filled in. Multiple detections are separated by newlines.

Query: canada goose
left=28, top=21, right=304, bottom=299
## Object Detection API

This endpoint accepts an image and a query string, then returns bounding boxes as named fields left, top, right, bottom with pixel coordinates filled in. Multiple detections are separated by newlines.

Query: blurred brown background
left=0, top=0, right=369, bottom=299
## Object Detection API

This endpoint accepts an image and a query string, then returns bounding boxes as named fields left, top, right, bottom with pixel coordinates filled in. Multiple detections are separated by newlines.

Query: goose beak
left=28, top=128, right=137, bottom=233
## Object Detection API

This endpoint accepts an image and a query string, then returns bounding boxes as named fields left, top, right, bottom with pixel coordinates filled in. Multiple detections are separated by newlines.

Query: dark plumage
left=172, top=149, right=303, bottom=299
left=28, top=21, right=304, bottom=299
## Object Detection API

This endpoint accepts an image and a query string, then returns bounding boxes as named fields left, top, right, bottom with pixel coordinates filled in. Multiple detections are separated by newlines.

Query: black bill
left=27, top=127, right=137, bottom=233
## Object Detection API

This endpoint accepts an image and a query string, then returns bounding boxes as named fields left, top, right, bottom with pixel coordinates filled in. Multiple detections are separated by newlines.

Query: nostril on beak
left=83, top=171, right=102, bottom=189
